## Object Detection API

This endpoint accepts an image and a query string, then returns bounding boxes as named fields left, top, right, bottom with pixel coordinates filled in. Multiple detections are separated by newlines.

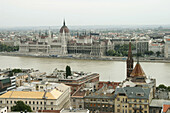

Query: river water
left=0, top=56, right=169, bottom=86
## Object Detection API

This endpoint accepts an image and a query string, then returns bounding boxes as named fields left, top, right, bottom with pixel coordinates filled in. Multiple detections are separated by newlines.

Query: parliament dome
left=60, top=20, right=69, bottom=33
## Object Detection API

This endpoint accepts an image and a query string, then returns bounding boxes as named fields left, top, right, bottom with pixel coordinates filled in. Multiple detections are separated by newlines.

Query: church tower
left=126, top=39, right=133, bottom=78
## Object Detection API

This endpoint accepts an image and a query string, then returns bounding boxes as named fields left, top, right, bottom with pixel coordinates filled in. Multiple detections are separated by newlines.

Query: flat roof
left=150, top=99, right=170, bottom=107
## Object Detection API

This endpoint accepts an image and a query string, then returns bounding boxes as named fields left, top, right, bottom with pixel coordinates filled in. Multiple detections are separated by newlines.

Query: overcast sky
left=1, top=0, right=170, bottom=27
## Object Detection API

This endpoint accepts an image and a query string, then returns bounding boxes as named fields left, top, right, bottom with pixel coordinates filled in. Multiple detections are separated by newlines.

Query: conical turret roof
left=130, top=62, right=146, bottom=77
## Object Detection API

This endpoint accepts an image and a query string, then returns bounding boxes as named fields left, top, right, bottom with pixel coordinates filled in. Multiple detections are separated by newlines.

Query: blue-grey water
left=0, top=56, right=170, bottom=86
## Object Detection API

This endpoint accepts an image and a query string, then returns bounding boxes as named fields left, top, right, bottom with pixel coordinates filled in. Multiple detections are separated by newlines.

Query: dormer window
left=136, top=92, right=144, bottom=96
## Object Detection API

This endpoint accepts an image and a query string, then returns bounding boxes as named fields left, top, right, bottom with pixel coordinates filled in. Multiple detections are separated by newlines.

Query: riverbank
left=0, top=52, right=170, bottom=63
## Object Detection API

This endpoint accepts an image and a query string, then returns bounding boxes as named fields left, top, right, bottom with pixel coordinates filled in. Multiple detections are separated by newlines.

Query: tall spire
left=63, top=19, right=66, bottom=26
left=126, top=37, right=134, bottom=78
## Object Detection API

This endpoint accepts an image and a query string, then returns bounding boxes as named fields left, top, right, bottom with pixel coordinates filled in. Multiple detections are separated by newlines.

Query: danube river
left=0, top=56, right=170, bottom=86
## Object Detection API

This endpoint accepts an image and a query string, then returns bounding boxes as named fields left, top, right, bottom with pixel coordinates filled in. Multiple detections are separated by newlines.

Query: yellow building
left=114, top=87, right=151, bottom=113
left=0, top=84, right=70, bottom=111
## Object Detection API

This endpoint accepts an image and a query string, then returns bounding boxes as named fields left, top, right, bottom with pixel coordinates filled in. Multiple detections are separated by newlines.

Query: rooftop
left=114, top=87, right=150, bottom=99
left=0, top=88, right=62, bottom=100
left=150, top=99, right=170, bottom=107
left=130, top=63, right=146, bottom=77
left=60, top=108, right=89, bottom=113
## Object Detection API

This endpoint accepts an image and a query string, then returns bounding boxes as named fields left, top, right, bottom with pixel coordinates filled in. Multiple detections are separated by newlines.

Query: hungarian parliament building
left=19, top=21, right=114, bottom=57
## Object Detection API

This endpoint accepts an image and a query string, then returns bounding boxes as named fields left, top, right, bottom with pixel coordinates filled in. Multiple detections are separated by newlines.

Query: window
left=51, top=108, right=53, bottom=110
left=129, top=110, right=132, bottom=113
left=29, top=101, right=31, bottom=104
left=51, top=102, right=53, bottom=105
left=44, top=102, right=46, bottom=105
left=79, top=105, right=82, bottom=108
left=40, top=102, right=42, bottom=105
left=33, top=107, right=35, bottom=110
left=73, top=99, right=75, bottom=102
left=37, top=101, right=39, bottom=104
left=11, top=101, right=12, bottom=104
left=37, top=107, right=38, bottom=110
left=117, top=98, right=120, bottom=101
left=144, top=105, right=147, bottom=108
left=129, top=104, right=132, bottom=107
left=140, top=105, right=142, bottom=108
left=7, top=101, right=8, bottom=104
left=33, top=101, right=35, bottom=104
left=25, top=101, right=27, bottom=104
left=144, top=111, right=147, bottom=113
left=94, top=104, right=96, bottom=107
left=0, top=101, right=2, bottom=103
left=117, top=109, right=120, bottom=112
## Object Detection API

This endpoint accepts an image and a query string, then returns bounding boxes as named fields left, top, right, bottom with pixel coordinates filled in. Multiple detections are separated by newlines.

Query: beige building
left=164, top=38, right=170, bottom=59
left=15, top=73, right=29, bottom=87
left=0, top=84, right=70, bottom=112
left=0, top=107, right=7, bottom=113
left=114, top=87, right=151, bottom=113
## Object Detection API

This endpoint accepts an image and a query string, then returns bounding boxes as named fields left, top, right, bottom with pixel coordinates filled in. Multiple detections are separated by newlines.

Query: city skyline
left=1, top=0, right=170, bottom=27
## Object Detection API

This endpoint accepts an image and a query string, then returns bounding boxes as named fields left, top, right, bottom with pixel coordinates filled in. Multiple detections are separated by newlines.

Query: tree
left=106, top=50, right=116, bottom=56
left=66, top=65, right=71, bottom=78
left=156, top=51, right=161, bottom=57
left=8, top=69, right=22, bottom=77
left=0, top=44, right=19, bottom=52
left=157, top=84, right=167, bottom=90
left=144, top=51, right=154, bottom=56
left=12, top=69, right=22, bottom=73
left=167, top=86, right=170, bottom=92
left=11, top=101, right=32, bottom=112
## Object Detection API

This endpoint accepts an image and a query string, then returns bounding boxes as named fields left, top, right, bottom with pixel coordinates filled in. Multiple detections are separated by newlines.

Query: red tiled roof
left=151, top=44, right=159, bottom=46
left=166, top=39, right=170, bottom=41
left=163, top=104, right=170, bottom=113
left=98, top=81, right=120, bottom=89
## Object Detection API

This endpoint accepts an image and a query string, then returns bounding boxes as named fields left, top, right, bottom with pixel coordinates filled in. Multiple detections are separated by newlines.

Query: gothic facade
left=19, top=20, right=114, bottom=57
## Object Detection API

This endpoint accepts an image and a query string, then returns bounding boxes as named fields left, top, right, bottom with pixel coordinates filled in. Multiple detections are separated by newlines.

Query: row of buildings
left=1, top=20, right=170, bottom=59
left=0, top=41, right=169, bottom=113
left=19, top=20, right=114, bottom=57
